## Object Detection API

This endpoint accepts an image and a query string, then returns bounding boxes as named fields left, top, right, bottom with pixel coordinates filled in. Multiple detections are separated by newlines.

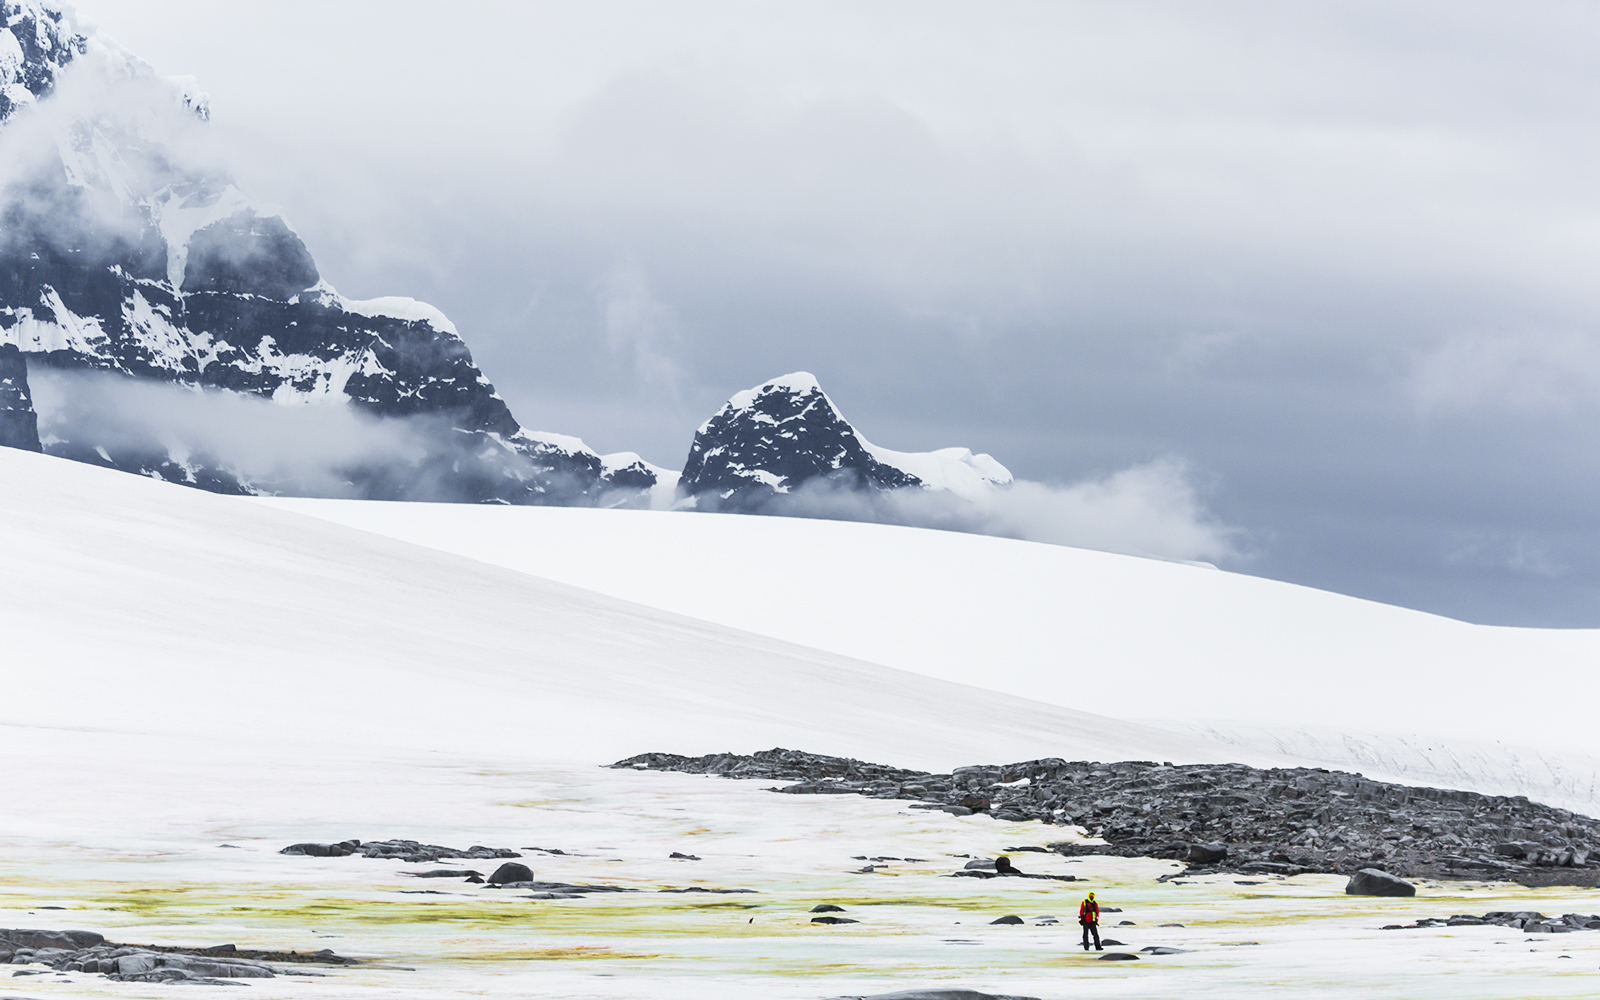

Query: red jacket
left=1079, top=899, right=1099, bottom=924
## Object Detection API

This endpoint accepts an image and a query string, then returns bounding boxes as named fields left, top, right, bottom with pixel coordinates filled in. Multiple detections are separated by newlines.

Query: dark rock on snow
left=280, top=839, right=521, bottom=864
left=831, top=991, right=1039, bottom=1000
left=1384, top=910, right=1600, bottom=932
left=614, top=748, right=1600, bottom=882
left=487, top=863, right=535, bottom=885
left=1346, top=869, right=1416, bottom=897
left=0, top=927, right=353, bottom=984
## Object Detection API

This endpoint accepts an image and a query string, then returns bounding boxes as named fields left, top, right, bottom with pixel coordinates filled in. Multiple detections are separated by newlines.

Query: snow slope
left=257, top=499, right=1600, bottom=813
left=0, top=446, right=1265, bottom=772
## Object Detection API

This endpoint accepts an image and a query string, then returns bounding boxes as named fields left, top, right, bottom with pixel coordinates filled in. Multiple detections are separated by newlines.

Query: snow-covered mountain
left=0, top=0, right=654, bottom=504
left=680, top=372, right=1012, bottom=509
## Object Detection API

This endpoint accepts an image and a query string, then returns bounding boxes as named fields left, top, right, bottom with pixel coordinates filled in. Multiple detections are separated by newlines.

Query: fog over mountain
left=25, top=0, right=1600, bottom=624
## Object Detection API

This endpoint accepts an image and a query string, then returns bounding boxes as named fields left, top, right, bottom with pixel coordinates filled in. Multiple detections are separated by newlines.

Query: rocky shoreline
left=613, top=749, right=1600, bottom=884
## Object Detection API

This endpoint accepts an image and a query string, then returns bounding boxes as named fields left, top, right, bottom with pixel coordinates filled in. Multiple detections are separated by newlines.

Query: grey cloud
left=758, top=457, right=1243, bottom=565
left=60, top=0, right=1600, bottom=624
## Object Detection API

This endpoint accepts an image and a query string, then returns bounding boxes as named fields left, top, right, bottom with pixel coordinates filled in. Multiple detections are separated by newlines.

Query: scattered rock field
left=614, top=749, right=1600, bottom=882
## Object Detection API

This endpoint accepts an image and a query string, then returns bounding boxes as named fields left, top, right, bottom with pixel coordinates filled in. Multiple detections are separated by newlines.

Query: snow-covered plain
left=7, top=449, right=1600, bottom=998
left=256, top=498, right=1600, bottom=813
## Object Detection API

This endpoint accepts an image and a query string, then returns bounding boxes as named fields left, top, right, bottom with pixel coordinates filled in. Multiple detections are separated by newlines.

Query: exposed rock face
left=0, top=2, right=87, bottom=124
left=0, top=343, right=40, bottom=450
left=1346, top=868, right=1415, bottom=896
left=679, top=373, right=1010, bottom=511
left=0, top=2, right=652, bottom=503
left=613, top=749, right=1600, bottom=882
left=681, top=373, right=919, bottom=508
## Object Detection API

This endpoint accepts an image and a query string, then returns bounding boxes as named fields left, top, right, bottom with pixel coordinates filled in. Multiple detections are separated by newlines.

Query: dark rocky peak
left=0, top=10, right=655, bottom=503
left=0, top=342, right=40, bottom=450
left=0, top=1, right=88, bottom=125
left=679, top=372, right=921, bottom=509
left=679, top=372, right=1012, bottom=511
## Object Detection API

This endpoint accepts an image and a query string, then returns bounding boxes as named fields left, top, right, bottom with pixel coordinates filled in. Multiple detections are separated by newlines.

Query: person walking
left=1078, top=891, right=1102, bottom=951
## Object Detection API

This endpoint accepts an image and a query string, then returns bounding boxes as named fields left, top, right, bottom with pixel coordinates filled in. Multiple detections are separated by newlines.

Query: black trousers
left=1081, top=920, right=1101, bottom=949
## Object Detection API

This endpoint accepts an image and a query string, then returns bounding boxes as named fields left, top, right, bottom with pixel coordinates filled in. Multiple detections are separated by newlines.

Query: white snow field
left=6, top=448, right=1600, bottom=999
left=0, top=446, right=1255, bottom=770
left=258, top=498, right=1600, bottom=814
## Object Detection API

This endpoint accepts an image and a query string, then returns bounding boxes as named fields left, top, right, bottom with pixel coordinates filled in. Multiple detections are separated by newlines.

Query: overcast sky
left=74, top=0, right=1600, bottom=626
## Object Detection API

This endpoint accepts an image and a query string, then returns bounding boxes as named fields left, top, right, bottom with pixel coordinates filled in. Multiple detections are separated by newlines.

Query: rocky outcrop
left=1385, top=910, right=1600, bottom=932
left=679, top=373, right=1009, bottom=511
left=0, top=927, right=353, bottom=984
left=613, top=749, right=1600, bottom=882
left=0, top=343, right=40, bottom=450
left=279, top=838, right=521, bottom=863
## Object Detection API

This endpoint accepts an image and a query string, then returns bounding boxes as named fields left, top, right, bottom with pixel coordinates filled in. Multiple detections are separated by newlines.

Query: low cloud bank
left=748, top=456, right=1242, bottom=565
left=32, top=369, right=1239, bottom=562
left=30, top=368, right=538, bottom=502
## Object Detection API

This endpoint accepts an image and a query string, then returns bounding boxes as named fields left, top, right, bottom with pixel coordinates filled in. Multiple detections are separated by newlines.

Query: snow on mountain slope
left=257, top=498, right=1600, bottom=813
left=0, top=446, right=1274, bottom=772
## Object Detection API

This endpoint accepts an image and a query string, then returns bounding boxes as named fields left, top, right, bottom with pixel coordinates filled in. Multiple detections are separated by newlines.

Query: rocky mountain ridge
left=0, top=0, right=652, bottom=503
left=0, top=5, right=1009, bottom=514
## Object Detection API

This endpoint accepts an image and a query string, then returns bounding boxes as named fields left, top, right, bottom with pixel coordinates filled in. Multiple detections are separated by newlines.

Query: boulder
left=1188, top=842, right=1228, bottom=863
left=487, top=862, right=534, bottom=885
left=1345, top=869, right=1415, bottom=897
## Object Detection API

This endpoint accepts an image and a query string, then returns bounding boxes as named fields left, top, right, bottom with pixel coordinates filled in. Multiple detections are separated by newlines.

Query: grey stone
left=1345, top=869, right=1416, bottom=897
left=1188, top=842, right=1228, bottom=864
left=487, top=863, right=535, bottom=885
